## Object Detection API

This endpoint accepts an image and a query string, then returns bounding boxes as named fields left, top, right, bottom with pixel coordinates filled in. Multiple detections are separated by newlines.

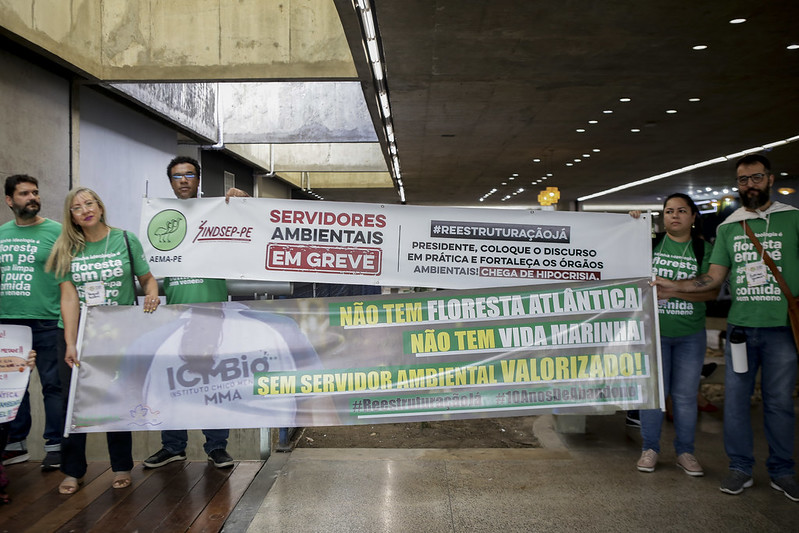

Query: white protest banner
left=139, top=198, right=651, bottom=288
left=0, top=325, right=32, bottom=423
left=66, top=277, right=661, bottom=434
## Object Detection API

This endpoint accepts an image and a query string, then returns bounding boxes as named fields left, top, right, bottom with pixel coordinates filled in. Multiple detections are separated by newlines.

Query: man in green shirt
left=143, top=156, right=248, bottom=469
left=0, top=175, right=63, bottom=470
left=655, top=154, right=798, bottom=502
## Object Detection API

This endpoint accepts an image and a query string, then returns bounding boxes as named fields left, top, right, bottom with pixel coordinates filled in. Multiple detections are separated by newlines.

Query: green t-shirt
left=652, top=235, right=712, bottom=336
left=57, top=229, right=150, bottom=308
left=0, top=218, right=62, bottom=320
left=163, top=277, right=228, bottom=304
left=710, top=209, right=799, bottom=327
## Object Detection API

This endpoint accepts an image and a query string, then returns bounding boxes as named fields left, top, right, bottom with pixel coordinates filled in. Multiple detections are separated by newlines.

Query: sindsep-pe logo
left=147, top=209, right=187, bottom=251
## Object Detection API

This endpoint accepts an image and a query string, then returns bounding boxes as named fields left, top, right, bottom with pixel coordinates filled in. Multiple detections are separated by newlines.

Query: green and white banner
left=66, top=277, right=662, bottom=433
left=139, top=197, right=651, bottom=289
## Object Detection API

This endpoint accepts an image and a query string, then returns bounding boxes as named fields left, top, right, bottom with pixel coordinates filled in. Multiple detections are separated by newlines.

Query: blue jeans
left=161, top=429, right=229, bottom=455
left=1, top=319, right=64, bottom=452
left=723, top=325, right=796, bottom=478
left=641, top=330, right=705, bottom=454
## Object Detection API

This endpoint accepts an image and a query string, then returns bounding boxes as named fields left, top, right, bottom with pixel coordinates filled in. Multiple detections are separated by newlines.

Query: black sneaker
left=625, top=411, right=641, bottom=429
left=770, top=475, right=799, bottom=502
left=720, top=470, right=753, bottom=495
left=207, top=449, right=234, bottom=468
left=2, top=449, right=30, bottom=466
left=41, top=451, right=61, bottom=471
left=143, top=448, right=186, bottom=468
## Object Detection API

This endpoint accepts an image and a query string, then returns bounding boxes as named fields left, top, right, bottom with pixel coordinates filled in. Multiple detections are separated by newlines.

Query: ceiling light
left=501, top=182, right=507, bottom=185
left=729, top=18, right=746, bottom=24
left=592, top=148, right=600, bottom=152
left=509, top=176, right=515, bottom=180
left=778, top=187, right=795, bottom=195
left=576, top=128, right=586, bottom=133
left=603, top=110, right=613, bottom=114
left=689, top=98, right=701, bottom=102
left=589, top=120, right=598, bottom=124
left=631, top=129, right=641, bottom=133
left=732, top=187, right=738, bottom=192
left=512, top=173, right=519, bottom=176
left=787, top=44, right=799, bottom=50
left=619, top=98, right=631, bottom=102
left=533, top=158, right=541, bottom=163
left=666, top=109, right=677, bottom=114
left=578, top=132, right=799, bottom=202
left=693, top=45, right=708, bottom=50
left=547, top=173, right=553, bottom=176
left=574, top=158, right=581, bottom=162
left=582, top=154, right=590, bottom=157
left=722, top=188, right=729, bottom=193
left=566, top=163, right=573, bottom=166
left=781, top=172, right=789, bottom=176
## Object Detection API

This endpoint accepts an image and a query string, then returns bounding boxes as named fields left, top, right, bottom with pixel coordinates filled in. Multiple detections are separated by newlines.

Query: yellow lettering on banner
left=556, top=356, right=570, bottom=380
left=339, top=306, right=354, bottom=326
left=256, top=375, right=297, bottom=395
left=589, top=355, right=604, bottom=378
left=540, top=358, right=554, bottom=380
left=604, top=353, right=619, bottom=377
left=383, top=302, right=423, bottom=323
left=577, top=355, right=590, bottom=379
left=454, top=329, right=496, bottom=350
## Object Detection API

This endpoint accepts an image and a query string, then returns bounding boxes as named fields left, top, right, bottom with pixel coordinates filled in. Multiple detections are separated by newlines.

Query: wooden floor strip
left=187, top=461, right=264, bottom=533
left=0, top=460, right=264, bottom=533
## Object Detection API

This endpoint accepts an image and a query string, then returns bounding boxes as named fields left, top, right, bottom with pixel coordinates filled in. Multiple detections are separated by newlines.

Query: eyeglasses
left=736, top=173, right=767, bottom=186
left=171, top=173, right=197, bottom=180
left=70, top=201, right=97, bottom=214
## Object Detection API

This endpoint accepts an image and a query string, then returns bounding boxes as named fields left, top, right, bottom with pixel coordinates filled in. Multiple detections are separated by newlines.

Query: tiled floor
left=249, top=402, right=798, bottom=532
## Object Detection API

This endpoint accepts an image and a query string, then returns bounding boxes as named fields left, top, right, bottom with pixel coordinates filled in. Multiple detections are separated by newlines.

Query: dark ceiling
left=334, top=0, right=799, bottom=210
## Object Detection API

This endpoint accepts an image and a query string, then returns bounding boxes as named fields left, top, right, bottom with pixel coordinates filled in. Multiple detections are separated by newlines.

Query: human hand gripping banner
left=139, top=197, right=651, bottom=289
left=66, top=277, right=662, bottom=433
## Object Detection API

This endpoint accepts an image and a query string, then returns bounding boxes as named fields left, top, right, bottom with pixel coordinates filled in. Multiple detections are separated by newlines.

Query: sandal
left=58, top=476, right=84, bottom=495
left=112, top=471, right=131, bottom=489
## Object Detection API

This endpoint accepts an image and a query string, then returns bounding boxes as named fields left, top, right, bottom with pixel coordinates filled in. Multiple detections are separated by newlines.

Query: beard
left=740, top=187, right=770, bottom=210
left=12, top=200, right=40, bottom=220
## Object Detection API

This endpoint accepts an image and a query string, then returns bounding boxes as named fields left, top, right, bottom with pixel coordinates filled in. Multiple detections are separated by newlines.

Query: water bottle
left=729, top=327, right=747, bottom=373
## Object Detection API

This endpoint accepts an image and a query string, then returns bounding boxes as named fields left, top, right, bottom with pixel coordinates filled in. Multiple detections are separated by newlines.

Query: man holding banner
left=655, top=154, right=798, bottom=502
left=143, top=156, right=249, bottom=470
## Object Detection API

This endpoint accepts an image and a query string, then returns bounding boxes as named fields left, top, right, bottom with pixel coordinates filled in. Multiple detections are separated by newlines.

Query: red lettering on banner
left=266, top=244, right=382, bottom=275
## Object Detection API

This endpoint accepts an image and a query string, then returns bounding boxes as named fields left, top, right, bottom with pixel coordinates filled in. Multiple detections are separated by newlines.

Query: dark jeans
left=57, top=331, right=132, bottom=478
left=1, top=319, right=64, bottom=451
left=162, top=429, right=229, bottom=455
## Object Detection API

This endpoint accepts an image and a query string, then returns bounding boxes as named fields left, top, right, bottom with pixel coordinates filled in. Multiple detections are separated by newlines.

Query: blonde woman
left=46, top=187, right=159, bottom=494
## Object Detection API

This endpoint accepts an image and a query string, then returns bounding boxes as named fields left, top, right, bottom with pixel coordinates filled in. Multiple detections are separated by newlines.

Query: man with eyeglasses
left=655, top=154, right=798, bottom=502
left=0, top=175, right=64, bottom=471
left=143, top=156, right=248, bottom=469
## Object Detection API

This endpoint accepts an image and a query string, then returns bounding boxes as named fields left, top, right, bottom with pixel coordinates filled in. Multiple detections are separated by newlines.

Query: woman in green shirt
left=633, top=193, right=716, bottom=477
